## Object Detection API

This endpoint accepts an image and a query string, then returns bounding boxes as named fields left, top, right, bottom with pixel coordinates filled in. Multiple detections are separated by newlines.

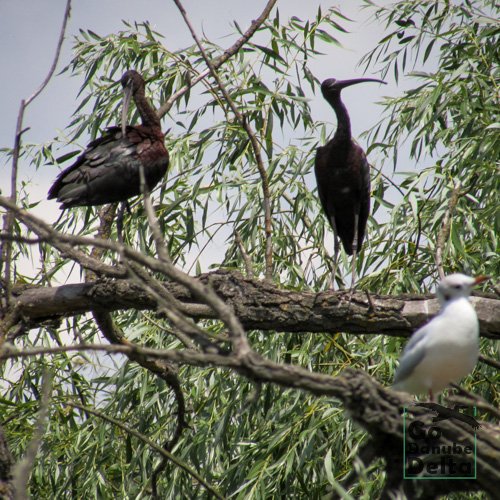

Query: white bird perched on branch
left=393, top=273, right=488, bottom=401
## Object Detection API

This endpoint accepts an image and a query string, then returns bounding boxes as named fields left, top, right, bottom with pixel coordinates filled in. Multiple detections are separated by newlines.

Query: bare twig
left=0, top=234, right=45, bottom=245
left=25, top=4, right=72, bottom=107
left=157, top=0, right=277, bottom=118
left=172, top=0, right=274, bottom=282
left=12, top=370, right=53, bottom=500
left=0, top=196, right=125, bottom=279
left=0, top=197, right=247, bottom=358
left=1, top=0, right=72, bottom=307
left=234, top=230, right=254, bottom=279
left=479, top=354, right=500, bottom=371
left=65, top=402, right=223, bottom=499
left=435, top=181, right=462, bottom=279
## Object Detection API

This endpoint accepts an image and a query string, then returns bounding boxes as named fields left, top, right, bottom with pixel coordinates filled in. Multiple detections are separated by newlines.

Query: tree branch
left=6, top=270, right=500, bottom=339
left=0, top=195, right=252, bottom=356
left=172, top=0, right=274, bottom=282
left=157, top=0, right=277, bottom=118
left=1, top=343, right=498, bottom=498
left=1, top=0, right=72, bottom=306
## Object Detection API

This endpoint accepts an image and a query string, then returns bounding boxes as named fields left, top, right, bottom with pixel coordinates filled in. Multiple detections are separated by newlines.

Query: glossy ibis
left=393, top=274, right=487, bottom=401
left=315, top=77, right=386, bottom=290
left=48, top=70, right=169, bottom=208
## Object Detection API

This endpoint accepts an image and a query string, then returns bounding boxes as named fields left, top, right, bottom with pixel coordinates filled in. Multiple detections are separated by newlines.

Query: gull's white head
left=436, top=273, right=488, bottom=305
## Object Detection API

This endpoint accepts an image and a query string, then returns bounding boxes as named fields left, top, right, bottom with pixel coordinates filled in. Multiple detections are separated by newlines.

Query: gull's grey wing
left=393, top=324, right=430, bottom=385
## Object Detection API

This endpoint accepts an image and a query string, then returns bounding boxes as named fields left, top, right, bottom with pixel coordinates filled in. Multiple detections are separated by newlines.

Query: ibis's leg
left=117, top=202, right=126, bottom=244
left=429, top=389, right=434, bottom=402
left=348, top=213, right=360, bottom=300
left=116, top=201, right=132, bottom=244
left=330, top=217, right=340, bottom=290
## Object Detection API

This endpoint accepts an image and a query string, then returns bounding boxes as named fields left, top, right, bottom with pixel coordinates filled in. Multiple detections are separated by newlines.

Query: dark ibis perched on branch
left=315, top=77, right=386, bottom=291
left=48, top=70, right=169, bottom=208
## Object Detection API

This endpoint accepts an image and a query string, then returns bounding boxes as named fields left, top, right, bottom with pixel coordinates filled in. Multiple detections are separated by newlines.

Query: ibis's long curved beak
left=121, top=85, right=133, bottom=136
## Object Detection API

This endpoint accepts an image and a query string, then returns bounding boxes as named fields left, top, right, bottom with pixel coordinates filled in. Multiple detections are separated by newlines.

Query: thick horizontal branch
left=9, top=270, right=500, bottom=339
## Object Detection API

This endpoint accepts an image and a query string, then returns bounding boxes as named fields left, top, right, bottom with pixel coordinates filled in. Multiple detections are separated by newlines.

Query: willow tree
left=0, top=1, right=498, bottom=498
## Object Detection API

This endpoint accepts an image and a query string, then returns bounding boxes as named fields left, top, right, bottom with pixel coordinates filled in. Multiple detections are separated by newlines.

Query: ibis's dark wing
left=314, top=142, right=371, bottom=255
left=48, top=126, right=168, bottom=208
left=314, top=145, right=353, bottom=252
left=314, top=146, right=332, bottom=223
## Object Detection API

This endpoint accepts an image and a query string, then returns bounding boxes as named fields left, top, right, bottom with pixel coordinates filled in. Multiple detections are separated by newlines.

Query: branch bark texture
left=8, top=270, right=500, bottom=340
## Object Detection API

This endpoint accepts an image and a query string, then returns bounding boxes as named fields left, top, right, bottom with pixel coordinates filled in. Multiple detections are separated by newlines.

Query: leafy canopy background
left=1, top=0, right=498, bottom=497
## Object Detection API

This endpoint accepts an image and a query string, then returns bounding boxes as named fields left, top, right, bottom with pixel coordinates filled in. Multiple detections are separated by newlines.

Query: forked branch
left=157, top=0, right=278, bottom=118
left=172, top=0, right=274, bottom=281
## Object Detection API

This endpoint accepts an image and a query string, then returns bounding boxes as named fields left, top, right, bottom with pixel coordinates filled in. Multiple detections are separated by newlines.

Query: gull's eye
left=452, top=284, right=462, bottom=289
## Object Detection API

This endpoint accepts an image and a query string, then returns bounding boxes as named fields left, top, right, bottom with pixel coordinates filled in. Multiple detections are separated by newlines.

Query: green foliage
left=361, top=0, right=499, bottom=292
left=1, top=2, right=498, bottom=498
left=23, top=10, right=348, bottom=288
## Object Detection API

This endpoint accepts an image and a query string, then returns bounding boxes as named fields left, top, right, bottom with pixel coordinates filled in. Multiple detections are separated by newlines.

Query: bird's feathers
left=393, top=334, right=427, bottom=387
left=48, top=126, right=168, bottom=208
left=392, top=273, right=482, bottom=397
left=48, top=70, right=168, bottom=209
left=314, top=142, right=370, bottom=255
